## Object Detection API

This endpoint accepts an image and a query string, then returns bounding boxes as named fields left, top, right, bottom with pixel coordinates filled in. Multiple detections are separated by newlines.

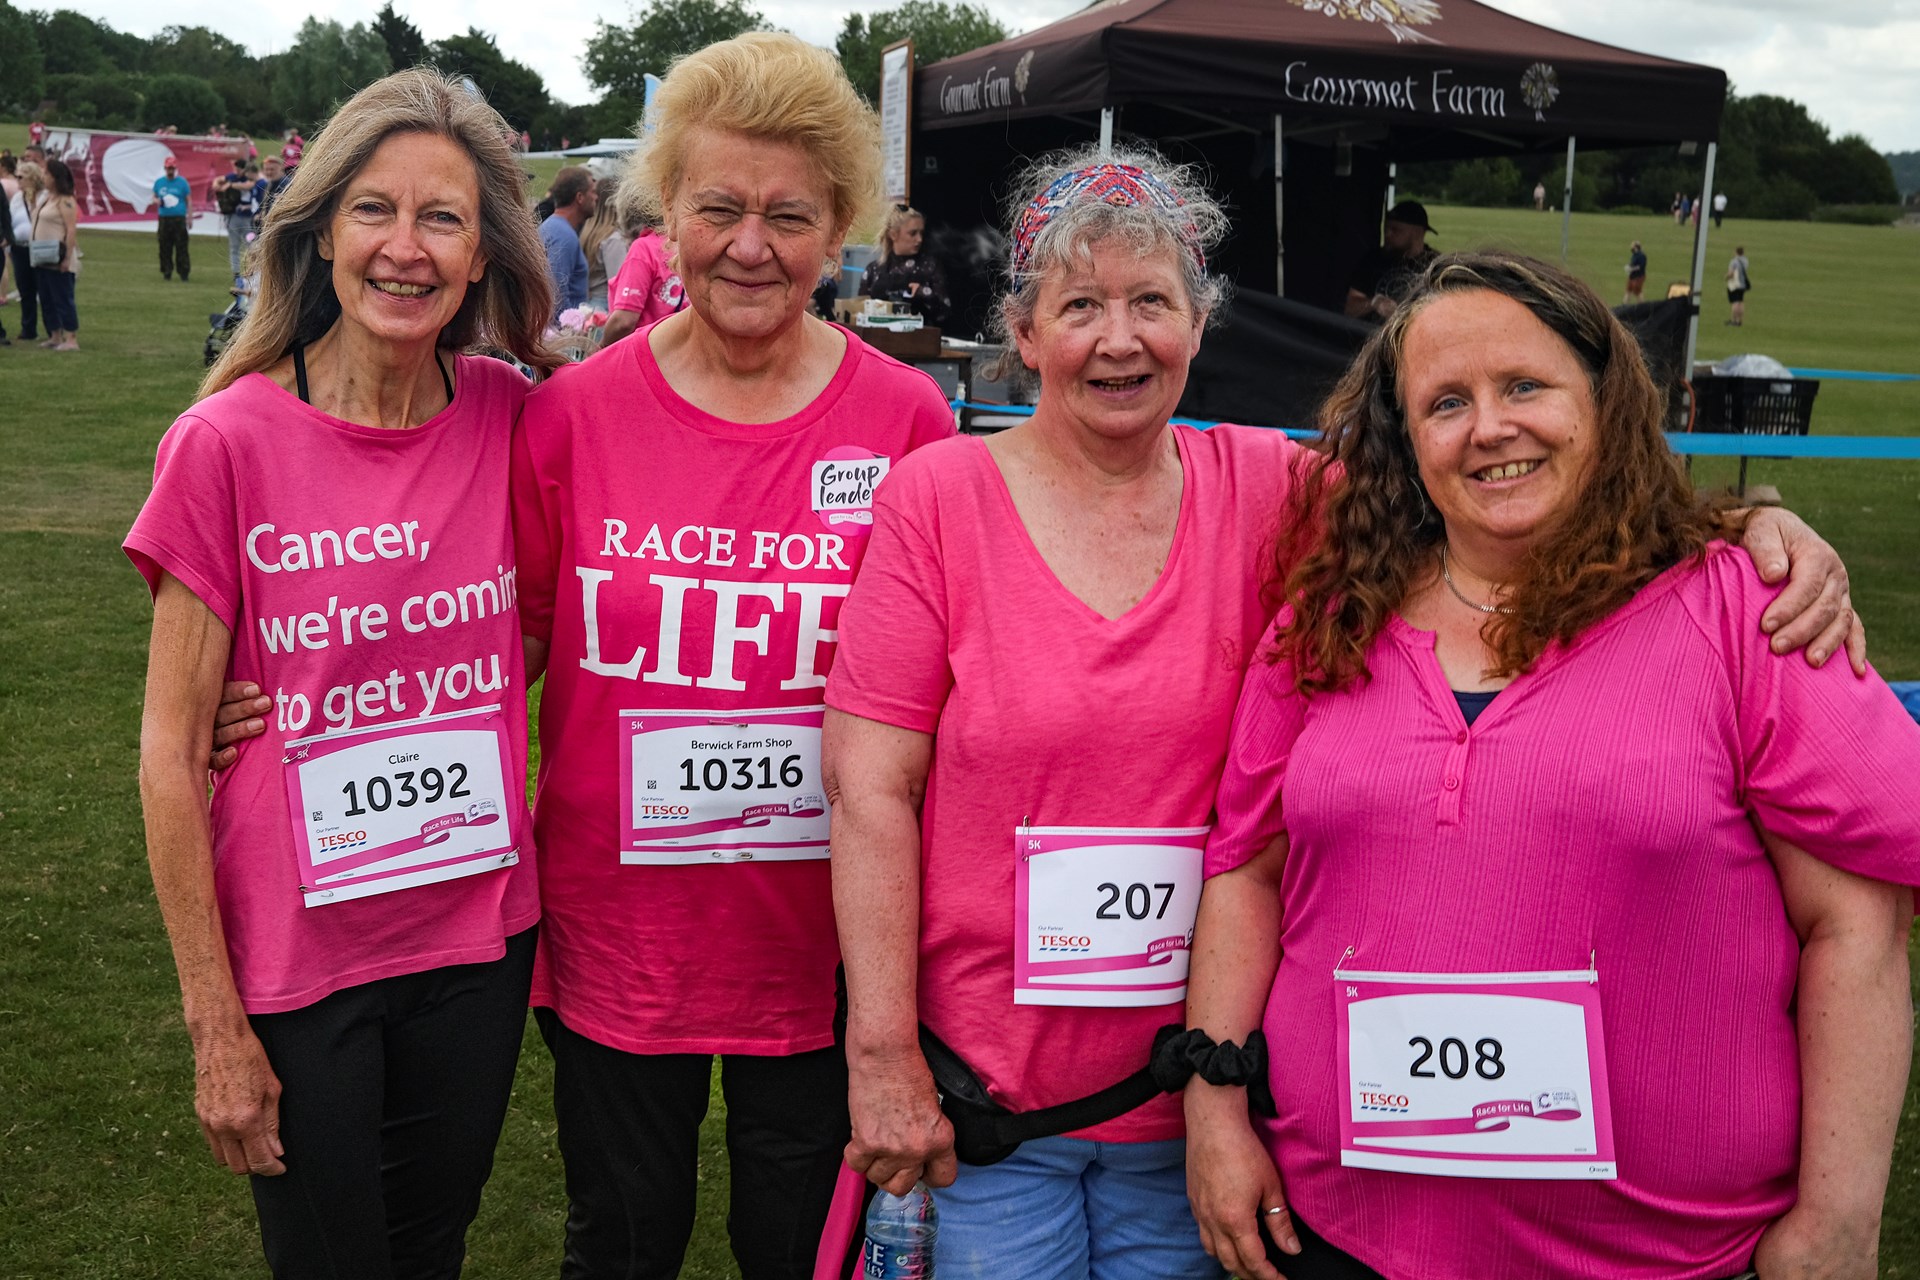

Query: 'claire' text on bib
left=281, top=705, right=518, bottom=907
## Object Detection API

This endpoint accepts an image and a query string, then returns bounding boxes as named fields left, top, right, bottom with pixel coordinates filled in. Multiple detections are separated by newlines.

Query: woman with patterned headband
left=824, top=144, right=1288, bottom=1273
left=822, top=145, right=1863, bottom=1277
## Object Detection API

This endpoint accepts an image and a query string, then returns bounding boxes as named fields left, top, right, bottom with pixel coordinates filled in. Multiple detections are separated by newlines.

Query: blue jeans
left=933, top=1136, right=1219, bottom=1280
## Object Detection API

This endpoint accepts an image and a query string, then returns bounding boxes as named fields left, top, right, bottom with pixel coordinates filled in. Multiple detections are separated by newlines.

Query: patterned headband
left=1010, top=162, right=1206, bottom=280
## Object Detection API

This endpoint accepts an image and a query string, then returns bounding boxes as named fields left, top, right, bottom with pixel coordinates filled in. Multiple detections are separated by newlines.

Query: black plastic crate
left=1689, top=374, right=1819, bottom=436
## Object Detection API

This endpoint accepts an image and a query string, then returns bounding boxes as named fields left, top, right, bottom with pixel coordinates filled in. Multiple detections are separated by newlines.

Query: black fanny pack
left=832, top=967, right=1273, bottom=1167
left=919, top=1020, right=1276, bottom=1166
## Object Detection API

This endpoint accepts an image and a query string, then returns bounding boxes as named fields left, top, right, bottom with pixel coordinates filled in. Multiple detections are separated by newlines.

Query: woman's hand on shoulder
left=1185, top=1083, right=1292, bottom=1280
left=1753, top=1203, right=1879, bottom=1280
left=844, top=1044, right=956, bottom=1195
left=208, top=681, right=271, bottom=771
left=1739, top=507, right=1867, bottom=675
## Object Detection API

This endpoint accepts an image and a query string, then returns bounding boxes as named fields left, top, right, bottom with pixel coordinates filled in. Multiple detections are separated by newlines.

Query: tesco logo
left=1359, top=1092, right=1409, bottom=1108
left=637, top=804, right=692, bottom=817
left=1039, top=934, right=1091, bottom=948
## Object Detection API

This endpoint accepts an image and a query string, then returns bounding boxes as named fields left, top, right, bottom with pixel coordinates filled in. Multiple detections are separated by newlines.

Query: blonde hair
left=199, top=68, right=558, bottom=400
left=874, top=203, right=922, bottom=265
left=620, top=32, right=881, bottom=239
left=17, top=161, right=45, bottom=206
left=579, top=175, right=623, bottom=272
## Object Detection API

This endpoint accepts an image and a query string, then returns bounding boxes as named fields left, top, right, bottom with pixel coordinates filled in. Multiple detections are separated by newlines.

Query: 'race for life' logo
left=811, top=447, right=890, bottom=535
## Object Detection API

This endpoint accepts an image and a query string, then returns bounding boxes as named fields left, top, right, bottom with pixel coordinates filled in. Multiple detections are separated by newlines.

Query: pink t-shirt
left=826, top=426, right=1304, bottom=1142
left=513, top=324, right=955, bottom=1054
left=123, top=357, right=541, bottom=1015
left=608, top=231, right=684, bottom=325
left=1207, top=545, right=1920, bottom=1279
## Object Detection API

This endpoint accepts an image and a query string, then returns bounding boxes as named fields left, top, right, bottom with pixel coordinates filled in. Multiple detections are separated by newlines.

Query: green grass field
left=2, top=109, right=1917, bottom=1276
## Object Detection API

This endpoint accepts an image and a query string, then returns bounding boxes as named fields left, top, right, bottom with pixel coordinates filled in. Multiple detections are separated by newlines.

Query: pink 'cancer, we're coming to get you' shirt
left=124, top=357, right=540, bottom=1014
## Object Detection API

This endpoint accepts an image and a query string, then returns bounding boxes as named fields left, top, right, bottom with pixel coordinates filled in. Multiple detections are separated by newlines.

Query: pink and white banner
left=39, top=127, right=250, bottom=234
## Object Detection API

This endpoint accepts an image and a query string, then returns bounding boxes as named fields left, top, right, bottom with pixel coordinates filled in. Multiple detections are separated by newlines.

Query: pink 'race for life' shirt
left=608, top=231, right=683, bottom=327
left=826, top=426, right=1305, bottom=1142
left=1207, top=545, right=1920, bottom=1279
left=513, top=325, right=955, bottom=1054
left=123, top=357, right=541, bottom=1014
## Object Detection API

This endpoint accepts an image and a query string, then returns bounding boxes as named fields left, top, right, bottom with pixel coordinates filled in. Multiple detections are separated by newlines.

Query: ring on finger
left=1264, top=1205, right=1286, bottom=1216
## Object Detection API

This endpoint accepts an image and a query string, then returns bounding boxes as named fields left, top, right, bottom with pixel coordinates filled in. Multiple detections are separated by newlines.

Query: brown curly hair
left=1271, top=252, right=1735, bottom=693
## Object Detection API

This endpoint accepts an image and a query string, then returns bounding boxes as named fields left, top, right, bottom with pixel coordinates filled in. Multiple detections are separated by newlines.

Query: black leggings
left=536, top=1008, right=850, bottom=1280
left=246, top=928, right=536, bottom=1280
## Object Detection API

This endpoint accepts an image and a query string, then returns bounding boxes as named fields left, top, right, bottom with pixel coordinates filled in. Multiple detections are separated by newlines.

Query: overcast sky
left=59, top=0, right=1920, bottom=152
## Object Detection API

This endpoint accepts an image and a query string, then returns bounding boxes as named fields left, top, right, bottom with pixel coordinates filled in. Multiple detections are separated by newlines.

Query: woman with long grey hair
left=128, top=68, right=555, bottom=1279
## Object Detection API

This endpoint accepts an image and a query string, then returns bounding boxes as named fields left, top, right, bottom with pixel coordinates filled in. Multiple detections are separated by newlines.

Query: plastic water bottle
left=861, top=1180, right=937, bottom=1278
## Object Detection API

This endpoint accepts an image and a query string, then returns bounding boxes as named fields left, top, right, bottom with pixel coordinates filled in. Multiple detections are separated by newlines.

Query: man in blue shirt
left=212, top=152, right=259, bottom=285
left=152, top=153, right=193, bottom=281
left=539, top=166, right=597, bottom=320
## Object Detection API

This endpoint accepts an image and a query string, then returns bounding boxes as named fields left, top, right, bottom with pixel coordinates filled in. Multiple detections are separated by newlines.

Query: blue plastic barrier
left=1893, top=683, right=1920, bottom=726
left=950, top=403, right=1920, bottom=457
left=1786, top=368, right=1920, bottom=383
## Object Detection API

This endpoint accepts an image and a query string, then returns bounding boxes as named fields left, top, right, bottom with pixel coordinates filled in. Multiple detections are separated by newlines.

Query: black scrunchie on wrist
left=1149, top=1026, right=1277, bottom=1117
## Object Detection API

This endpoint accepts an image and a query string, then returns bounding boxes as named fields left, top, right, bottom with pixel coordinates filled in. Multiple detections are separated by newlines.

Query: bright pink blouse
left=1208, top=545, right=1920, bottom=1279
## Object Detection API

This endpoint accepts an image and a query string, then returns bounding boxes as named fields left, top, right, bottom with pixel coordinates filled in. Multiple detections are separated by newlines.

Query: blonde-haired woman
left=511, top=30, right=955, bottom=1278
left=578, top=175, right=625, bottom=310
left=858, top=202, right=950, bottom=328
left=127, top=68, right=554, bottom=1279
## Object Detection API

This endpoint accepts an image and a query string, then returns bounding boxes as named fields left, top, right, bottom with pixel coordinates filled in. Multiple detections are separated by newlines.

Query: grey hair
left=987, top=143, right=1230, bottom=387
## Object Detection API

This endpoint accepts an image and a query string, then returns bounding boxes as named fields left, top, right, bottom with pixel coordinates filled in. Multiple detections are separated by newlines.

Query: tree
left=272, top=17, right=390, bottom=133
left=142, top=73, right=225, bottom=133
left=1444, top=157, right=1522, bottom=207
left=0, top=0, right=45, bottom=114
left=836, top=1, right=1007, bottom=104
left=432, top=28, right=548, bottom=133
left=373, top=2, right=428, bottom=72
left=583, top=0, right=772, bottom=102
left=146, top=27, right=265, bottom=129
left=45, top=70, right=145, bottom=129
left=1822, top=135, right=1899, bottom=205
left=32, top=8, right=140, bottom=77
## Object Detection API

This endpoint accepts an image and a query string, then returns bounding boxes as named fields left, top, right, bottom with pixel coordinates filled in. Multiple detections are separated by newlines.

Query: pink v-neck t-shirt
left=123, top=357, right=541, bottom=1014
left=1207, top=545, right=1920, bottom=1279
left=827, top=426, right=1306, bottom=1142
left=513, top=325, right=955, bottom=1055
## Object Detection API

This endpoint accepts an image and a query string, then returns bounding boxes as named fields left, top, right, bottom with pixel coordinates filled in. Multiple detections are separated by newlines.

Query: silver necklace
left=1441, top=544, right=1514, bottom=615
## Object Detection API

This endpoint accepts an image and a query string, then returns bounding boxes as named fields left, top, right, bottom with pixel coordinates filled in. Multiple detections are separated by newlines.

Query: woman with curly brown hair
left=1183, top=253, right=1920, bottom=1280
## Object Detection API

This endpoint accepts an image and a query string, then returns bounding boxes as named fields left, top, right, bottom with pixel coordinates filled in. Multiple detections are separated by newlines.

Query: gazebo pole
left=1274, top=114, right=1285, bottom=295
left=1560, top=136, right=1576, bottom=261
left=1099, top=107, right=1114, bottom=157
left=1682, top=141, right=1720, bottom=381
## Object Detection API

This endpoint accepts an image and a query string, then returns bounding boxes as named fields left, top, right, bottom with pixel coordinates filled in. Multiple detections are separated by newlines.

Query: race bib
left=1014, top=826, right=1207, bottom=1007
left=1334, top=967, right=1616, bottom=1180
left=619, top=706, right=828, bottom=865
left=281, top=705, right=518, bottom=908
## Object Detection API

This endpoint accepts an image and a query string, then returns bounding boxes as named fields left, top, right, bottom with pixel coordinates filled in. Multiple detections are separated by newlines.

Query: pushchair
left=203, top=277, right=256, bottom=366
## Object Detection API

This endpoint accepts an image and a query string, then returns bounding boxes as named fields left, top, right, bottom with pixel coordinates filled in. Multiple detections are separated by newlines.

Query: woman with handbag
left=11, top=159, right=45, bottom=345
left=31, top=158, right=78, bottom=351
